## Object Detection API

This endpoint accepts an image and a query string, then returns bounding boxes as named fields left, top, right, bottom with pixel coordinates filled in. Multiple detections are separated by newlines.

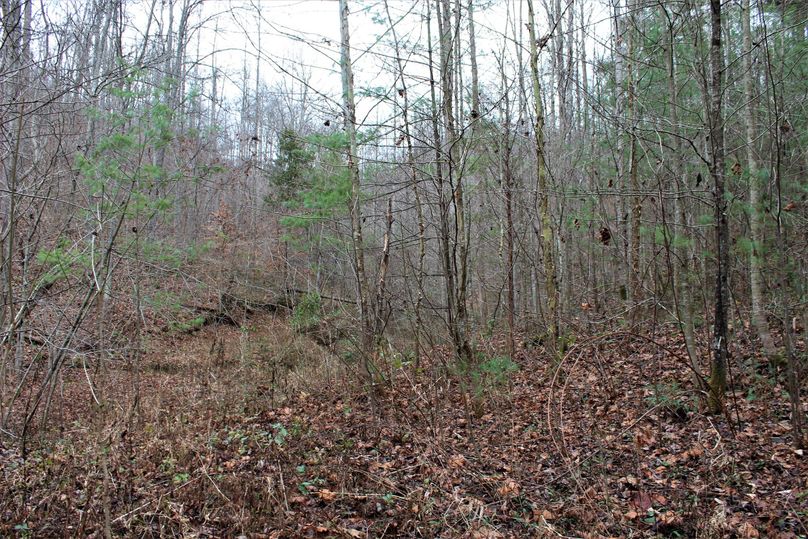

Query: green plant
left=645, top=382, right=692, bottom=421
left=456, top=355, right=519, bottom=415
left=168, top=316, right=206, bottom=333
left=298, top=477, right=325, bottom=495
left=172, top=472, right=190, bottom=484
left=270, top=422, right=289, bottom=446
left=291, top=292, right=322, bottom=332
left=473, top=356, right=519, bottom=390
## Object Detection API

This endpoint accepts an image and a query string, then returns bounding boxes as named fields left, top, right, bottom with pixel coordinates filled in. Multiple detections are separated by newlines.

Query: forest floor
left=1, top=312, right=806, bottom=538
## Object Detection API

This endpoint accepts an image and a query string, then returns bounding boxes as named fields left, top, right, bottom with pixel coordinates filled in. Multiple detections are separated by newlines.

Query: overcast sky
left=99, top=0, right=613, bottom=136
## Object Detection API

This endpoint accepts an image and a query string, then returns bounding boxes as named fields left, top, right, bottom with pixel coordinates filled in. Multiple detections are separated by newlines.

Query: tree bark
left=627, top=0, right=642, bottom=313
left=708, top=0, right=728, bottom=414
left=383, top=0, right=426, bottom=364
left=742, top=0, right=776, bottom=358
left=664, top=6, right=698, bottom=375
left=339, top=0, right=374, bottom=389
left=526, top=0, right=559, bottom=347
left=437, top=0, right=472, bottom=362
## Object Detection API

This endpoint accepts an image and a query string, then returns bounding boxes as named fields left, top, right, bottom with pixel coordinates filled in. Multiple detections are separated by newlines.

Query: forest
left=0, top=0, right=806, bottom=536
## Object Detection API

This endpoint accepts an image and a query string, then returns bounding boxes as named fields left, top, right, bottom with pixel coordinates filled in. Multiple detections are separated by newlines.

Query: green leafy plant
left=473, top=356, right=519, bottom=390
left=35, top=237, right=91, bottom=286
left=14, top=523, right=31, bottom=538
left=270, top=422, right=289, bottom=446
left=291, top=292, right=322, bottom=332
left=298, top=477, right=325, bottom=495
left=645, top=382, right=692, bottom=421
left=168, top=316, right=206, bottom=333
left=172, top=472, right=190, bottom=484
left=455, top=355, right=519, bottom=415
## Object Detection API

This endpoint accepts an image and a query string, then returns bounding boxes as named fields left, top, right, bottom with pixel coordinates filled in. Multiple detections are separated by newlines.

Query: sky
left=86, top=0, right=613, bottom=143
left=173, top=0, right=612, bottom=107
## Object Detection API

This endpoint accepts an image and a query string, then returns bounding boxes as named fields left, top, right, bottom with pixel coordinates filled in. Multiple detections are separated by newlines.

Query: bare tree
left=742, top=0, right=776, bottom=358
left=526, top=0, right=559, bottom=347
left=707, top=0, right=728, bottom=414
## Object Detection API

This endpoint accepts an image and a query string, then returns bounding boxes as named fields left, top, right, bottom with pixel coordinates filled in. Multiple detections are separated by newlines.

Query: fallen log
left=170, top=293, right=296, bottom=334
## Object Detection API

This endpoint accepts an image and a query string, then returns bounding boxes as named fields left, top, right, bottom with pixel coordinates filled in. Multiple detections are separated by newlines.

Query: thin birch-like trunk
left=338, top=0, right=373, bottom=390
left=742, top=0, right=776, bottom=358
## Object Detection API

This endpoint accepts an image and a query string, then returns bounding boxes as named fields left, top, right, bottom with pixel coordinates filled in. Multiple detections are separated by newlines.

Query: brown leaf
left=631, top=491, right=652, bottom=512
left=598, top=227, right=612, bottom=246
left=448, top=454, right=467, bottom=469
left=535, top=508, right=555, bottom=521
left=471, top=529, right=504, bottom=539
left=496, top=479, right=520, bottom=497
left=738, top=521, right=760, bottom=538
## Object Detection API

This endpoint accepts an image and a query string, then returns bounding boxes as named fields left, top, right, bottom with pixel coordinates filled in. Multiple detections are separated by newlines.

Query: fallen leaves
left=5, top=326, right=807, bottom=538
left=495, top=478, right=520, bottom=497
left=737, top=521, right=760, bottom=538
left=631, top=491, right=652, bottom=512
left=470, top=527, right=504, bottom=539
left=448, top=454, right=467, bottom=469
left=534, top=508, right=556, bottom=521
left=316, top=488, right=337, bottom=502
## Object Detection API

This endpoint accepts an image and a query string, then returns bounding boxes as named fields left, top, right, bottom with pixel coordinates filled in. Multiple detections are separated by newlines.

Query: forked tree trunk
left=526, top=0, right=559, bottom=347
left=437, top=0, right=472, bottom=362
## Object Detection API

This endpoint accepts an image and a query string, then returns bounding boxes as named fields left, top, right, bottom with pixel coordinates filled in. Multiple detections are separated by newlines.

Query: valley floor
left=1, top=315, right=806, bottom=538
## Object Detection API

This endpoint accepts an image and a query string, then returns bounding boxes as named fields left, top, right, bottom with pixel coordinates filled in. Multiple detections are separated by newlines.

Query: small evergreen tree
left=268, top=128, right=313, bottom=203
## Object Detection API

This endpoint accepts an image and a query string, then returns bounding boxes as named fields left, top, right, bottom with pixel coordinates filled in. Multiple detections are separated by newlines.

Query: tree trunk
left=664, top=6, right=698, bottom=375
left=383, top=0, right=426, bottom=364
left=627, top=0, right=642, bottom=314
left=499, top=56, right=516, bottom=357
left=425, top=2, right=458, bottom=363
left=742, top=0, right=776, bottom=358
left=708, top=0, right=728, bottom=414
left=526, top=0, right=559, bottom=347
left=339, top=0, right=374, bottom=389
left=438, top=0, right=471, bottom=362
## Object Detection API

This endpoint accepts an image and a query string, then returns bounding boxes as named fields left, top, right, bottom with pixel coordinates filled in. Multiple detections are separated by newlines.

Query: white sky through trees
left=116, top=0, right=612, bottom=135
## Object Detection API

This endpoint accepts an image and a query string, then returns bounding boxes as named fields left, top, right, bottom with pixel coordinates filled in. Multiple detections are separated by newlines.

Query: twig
left=277, top=461, right=289, bottom=512
left=111, top=476, right=199, bottom=524
left=82, top=355, right=101, bottom=406
left=199, top=456, right=232, bottom=504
